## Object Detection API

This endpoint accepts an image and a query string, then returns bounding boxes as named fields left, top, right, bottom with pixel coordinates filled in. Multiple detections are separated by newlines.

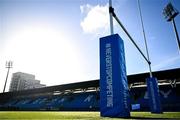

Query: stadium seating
left=0, top=84, right=180, bottom=111
left=60, top=92, right=98, bottom=111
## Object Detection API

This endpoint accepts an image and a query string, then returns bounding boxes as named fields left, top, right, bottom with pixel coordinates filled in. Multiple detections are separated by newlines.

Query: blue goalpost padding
left=146, top=77, right=162, bottom=113
left=100, top=34, right=130, bottom=118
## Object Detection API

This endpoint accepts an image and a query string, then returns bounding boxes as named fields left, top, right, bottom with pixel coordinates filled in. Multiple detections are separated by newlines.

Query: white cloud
left=80, top=4, right=109, bottom=34
left=80, top=4, right=92, bottom=14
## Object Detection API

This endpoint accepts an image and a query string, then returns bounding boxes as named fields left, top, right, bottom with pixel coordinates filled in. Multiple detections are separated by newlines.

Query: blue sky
left=0, top=0, right=180, bottom=92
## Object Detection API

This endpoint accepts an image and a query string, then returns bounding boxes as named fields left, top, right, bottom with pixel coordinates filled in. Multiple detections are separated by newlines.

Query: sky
left=0, top=0, right=180, bottom=92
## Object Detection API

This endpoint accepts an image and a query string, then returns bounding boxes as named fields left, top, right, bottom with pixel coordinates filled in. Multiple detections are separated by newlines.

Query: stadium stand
left=0, top=68, right=180, bottom=111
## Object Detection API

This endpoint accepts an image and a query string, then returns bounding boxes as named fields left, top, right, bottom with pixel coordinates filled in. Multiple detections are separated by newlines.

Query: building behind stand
left=9, top=72, right=46, bottom=92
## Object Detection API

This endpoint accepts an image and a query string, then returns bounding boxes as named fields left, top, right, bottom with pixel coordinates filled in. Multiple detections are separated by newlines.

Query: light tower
left=163, top=2, right=180, bottom=53
left=3, top=61, right=13, bottom=93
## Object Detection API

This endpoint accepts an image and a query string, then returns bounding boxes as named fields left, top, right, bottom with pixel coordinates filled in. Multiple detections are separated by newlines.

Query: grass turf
left=0, top=111, right=180, bottom=120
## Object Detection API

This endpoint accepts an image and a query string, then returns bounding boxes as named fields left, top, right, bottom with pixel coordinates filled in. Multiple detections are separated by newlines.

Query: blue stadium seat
left=1, top=84, right=179, bottom=111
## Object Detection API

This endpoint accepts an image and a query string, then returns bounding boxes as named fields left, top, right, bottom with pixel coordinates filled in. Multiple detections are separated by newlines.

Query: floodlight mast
left=163, top=2, right=180, bottom=54
left=3, top=61, right=13, bottom=93
left=172, top=18, right=180, bottom=53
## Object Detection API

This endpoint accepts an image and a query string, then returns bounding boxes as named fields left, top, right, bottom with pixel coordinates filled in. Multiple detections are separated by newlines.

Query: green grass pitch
left=0, top=111, right=180, bottom=120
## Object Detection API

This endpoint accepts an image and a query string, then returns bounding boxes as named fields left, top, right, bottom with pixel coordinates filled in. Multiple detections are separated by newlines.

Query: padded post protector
left=100, top=34, right=130, bottom=118
left=146, top=77, right=162, bottom=113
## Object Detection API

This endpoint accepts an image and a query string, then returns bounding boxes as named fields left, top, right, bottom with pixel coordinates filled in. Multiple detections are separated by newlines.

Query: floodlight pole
left=3, top=61, right=13, bottom=93
left=163, top=2, right=180, bottom=54
left=137, top=0, right=153, bottom=77
left=172, top=18, right=180, bottom=53
left=109, top=0, right=114, bottom=35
